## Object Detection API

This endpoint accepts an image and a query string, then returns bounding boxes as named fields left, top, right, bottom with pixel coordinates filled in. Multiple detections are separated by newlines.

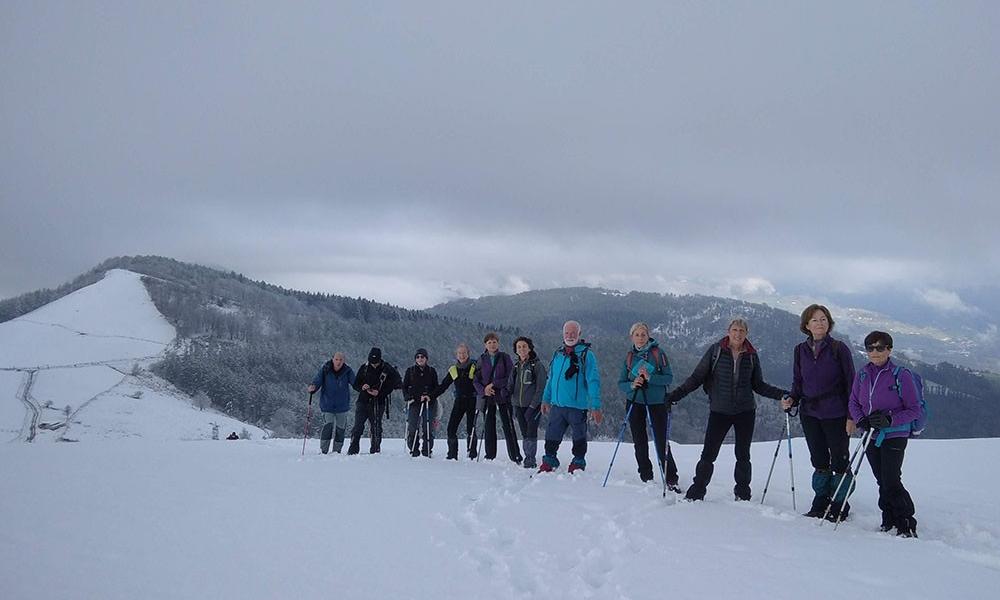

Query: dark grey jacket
left=667, top=338, right=787, bottom=415
left=506, top=356, right=547, bottom=409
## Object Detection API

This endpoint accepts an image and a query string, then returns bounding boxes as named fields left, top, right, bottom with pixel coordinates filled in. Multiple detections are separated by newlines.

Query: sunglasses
left=865, top=345, right=890, bottom=353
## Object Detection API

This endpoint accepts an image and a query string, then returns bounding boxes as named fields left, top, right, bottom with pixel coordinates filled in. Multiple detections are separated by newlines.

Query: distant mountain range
left=2, top=256, right=997, bottom=441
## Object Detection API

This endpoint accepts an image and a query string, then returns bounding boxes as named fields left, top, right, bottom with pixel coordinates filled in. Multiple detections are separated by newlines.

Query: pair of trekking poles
left=602, top=387, right=673, bottom=499
left=760, top=411, right=874, bottom=530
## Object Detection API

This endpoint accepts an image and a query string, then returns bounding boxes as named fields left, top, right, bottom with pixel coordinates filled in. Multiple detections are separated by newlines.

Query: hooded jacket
left=311, top=362, right=356, bottom=413
left=848, top=359, right=922, bottom=441
left=542, top=342, right=602, bottom=410
left=616, top=338, right=674, bottom=405
left=507, top=354, right=548, bottom=409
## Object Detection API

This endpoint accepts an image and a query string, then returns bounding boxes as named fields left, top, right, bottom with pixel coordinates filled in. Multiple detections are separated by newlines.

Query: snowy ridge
left=0, top=438, right=997, bottom=599
left=0, top=269, right=265, bottom=441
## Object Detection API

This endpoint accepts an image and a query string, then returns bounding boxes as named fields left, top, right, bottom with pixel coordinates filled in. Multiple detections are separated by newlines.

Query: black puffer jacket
left=667, top=337, right=787, bottom=415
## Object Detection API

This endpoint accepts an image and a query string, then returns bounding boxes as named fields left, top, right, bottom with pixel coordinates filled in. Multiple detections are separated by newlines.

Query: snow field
left=0, top=269, right=266, bottom=442
left=1, top=437, right=997, bottom=600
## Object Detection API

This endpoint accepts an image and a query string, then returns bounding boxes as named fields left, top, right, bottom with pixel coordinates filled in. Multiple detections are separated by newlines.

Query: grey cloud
left=2, top=1, right=998, bottom=307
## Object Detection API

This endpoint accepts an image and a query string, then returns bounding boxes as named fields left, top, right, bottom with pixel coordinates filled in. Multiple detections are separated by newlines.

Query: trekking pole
left=476, top=408, right=484, bottom=462
left=833, top=430, right=875, bottom=530
left=759, top=417, right=787, bottom=505
left=602, top=395, right=637, bottom=488
left=301, top=392, right=314, bottom=456
left=822, top=429, right=872, bottom=524
left=645, top=404, right=668, bottom=498
left=409, top=401, right=426, bottom=455
left=786, top=411, right=796, bottom=511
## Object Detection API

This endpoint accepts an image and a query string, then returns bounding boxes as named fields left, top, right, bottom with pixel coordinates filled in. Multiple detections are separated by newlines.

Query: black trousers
left=865, top=437, right=916, bottom=529
left=800, top=414, right=850, bottom=472
left=627, top=402, right=678, bottom=485
left=446, top=396, right=477, bottom=459
left=478, top=398, right=522, bottom=462
left=347, top=398, right=383, bottom=454
left=801, top=414, right=852, bottom=512
left=688, top=410, right=755, bottom=500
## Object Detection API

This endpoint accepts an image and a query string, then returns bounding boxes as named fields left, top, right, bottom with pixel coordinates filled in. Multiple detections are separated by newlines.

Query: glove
left=868, top=411, right=892, bottom=429
left=856, top=416, right=871, bottom=430
left=666, top=390, right=680, bottom=405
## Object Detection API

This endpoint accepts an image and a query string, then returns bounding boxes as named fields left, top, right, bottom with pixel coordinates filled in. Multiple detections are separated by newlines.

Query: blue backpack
left=871, top=366, right=928, bottom=446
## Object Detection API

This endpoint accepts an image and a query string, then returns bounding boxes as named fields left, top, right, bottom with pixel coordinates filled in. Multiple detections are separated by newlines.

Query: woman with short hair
left=667, top=318, right=789, bottom=501
left=616, top=322, right=680, bottom=490
left=783, top=304, right=857, bottom=520
left=848, top=331, right=922, bottom=537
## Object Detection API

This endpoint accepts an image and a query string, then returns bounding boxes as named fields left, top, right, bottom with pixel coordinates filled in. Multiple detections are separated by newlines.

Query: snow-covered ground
left=2, top=436, right=997, bottom=599
left=0, top=269, right=266, bottom=441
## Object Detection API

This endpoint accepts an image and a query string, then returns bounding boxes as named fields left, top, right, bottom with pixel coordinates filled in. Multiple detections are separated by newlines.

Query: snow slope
left=0, top=269, right=265, bottom=441
left=1, top=437, right=997, bottom=599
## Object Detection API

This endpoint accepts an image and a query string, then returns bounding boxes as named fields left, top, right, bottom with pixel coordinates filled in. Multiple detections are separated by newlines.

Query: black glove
left=666, top=390, right=680, bottom=405
left=856, top=416, right=871, bottom=430
left=868, top=411, right=892, bottom=429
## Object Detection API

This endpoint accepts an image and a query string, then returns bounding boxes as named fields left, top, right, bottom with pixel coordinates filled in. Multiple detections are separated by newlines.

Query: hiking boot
left=804, top=508, right=826, bottom=518
left=667, top=484, right=683, bottom=494
left=879, top=524, right=894, bottom=533
left=639, top=472, right=655, bottom=483
left=685, top=486, right=705, bottom=501
left=825, top=503, right=850, bottom=523
left=896, top=517, right=918, bottom=538
left=568, top=462, right=585, bottom=474
left=537, top=462, right=555, bottom=474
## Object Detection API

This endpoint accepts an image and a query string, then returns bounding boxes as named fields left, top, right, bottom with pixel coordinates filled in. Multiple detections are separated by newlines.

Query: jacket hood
left=720, top=336, right=757, bottom=354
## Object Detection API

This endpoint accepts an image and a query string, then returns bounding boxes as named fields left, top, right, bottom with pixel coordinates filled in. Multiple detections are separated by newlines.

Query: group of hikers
left=307, top=305, right=923, bottom=538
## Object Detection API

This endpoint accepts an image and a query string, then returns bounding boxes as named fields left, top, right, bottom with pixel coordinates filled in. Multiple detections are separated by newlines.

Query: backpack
left=866, top=366, right=928, bottom=446
left=701, top=343, right=755, bottom=395
left=625, top=345, right=668, bottom=376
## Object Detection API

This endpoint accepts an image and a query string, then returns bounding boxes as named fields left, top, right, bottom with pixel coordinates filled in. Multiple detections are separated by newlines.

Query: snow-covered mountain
left=0, top=269, right=266, bottom=442
left=1, top=437, right=997, bottom=599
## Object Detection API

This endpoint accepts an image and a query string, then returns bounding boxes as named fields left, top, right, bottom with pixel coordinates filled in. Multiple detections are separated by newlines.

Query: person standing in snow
left=347, top=347, right=401, bottom=455
left=436, top=343, right=480, bottom=460
left=508, top=336, right=547, bottom=469
left=617, top=322, right=680, bottom=491
left=307, top=351, right=356, bottom=454
left=403, top=348, right=439, bottom=457
left=667, top=318, right=788, bottom=501
left=539, top=320, right=603, bottom=473
left=782, top=305, right=857, bottom=520
left=473, top=332, right=521, bottom=463
left=848, top=331, right=921, bottom=538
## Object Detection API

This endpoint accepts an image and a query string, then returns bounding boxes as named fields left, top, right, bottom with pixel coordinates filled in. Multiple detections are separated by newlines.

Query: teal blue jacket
left=616, top=339, right=673, bottom=405
left=542, top=342, right=601, bottom=410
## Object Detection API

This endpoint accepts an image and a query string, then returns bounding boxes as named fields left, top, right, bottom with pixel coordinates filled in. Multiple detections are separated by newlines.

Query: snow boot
left=685, top=484, right=706, bottom=501
left=320, top=423, right=334, bottom=454
left=896, top=517, right=918, bottom=538
left=537, top=462, right=555, bottom=473
left=568, top=461, right=585, bottom=474
left=332, top=427, right=345, bottom=454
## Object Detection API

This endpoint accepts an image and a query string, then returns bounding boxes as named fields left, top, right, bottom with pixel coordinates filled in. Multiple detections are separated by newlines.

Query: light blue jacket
left=616, top=339, right=673, bottom=405
left=542, top=342, right=601, bottom=410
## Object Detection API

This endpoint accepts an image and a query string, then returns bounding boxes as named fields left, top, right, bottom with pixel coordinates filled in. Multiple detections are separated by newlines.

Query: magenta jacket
left=848, top=360, right=922, bottom=441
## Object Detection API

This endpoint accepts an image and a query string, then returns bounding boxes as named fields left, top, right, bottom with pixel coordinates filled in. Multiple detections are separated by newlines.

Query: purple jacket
left=848, top=360, right=922, bottom=441
left=474, top=351, right=514, bottom=401
left=791, top=337, right=855, bottom=419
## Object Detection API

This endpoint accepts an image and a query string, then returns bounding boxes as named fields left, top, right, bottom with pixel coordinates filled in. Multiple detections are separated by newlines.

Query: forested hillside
left=3, top=257, right=997, bottom=440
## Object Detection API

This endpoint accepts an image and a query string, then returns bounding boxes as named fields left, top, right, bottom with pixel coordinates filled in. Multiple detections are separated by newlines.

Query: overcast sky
left=2, top=2, right=998, bottom=310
